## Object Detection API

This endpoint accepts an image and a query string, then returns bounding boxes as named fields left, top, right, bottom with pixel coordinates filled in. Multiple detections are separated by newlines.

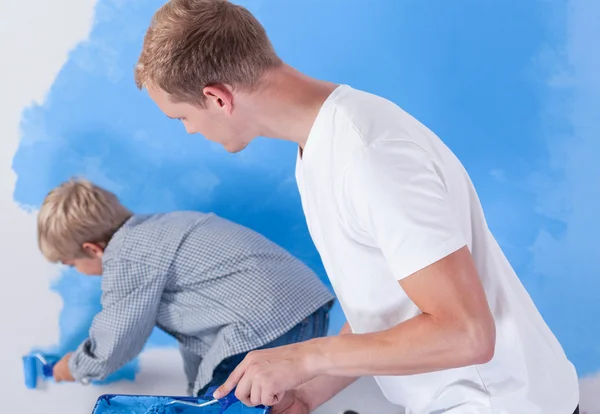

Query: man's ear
left=203, top=84, right=234, bottom=114
left=82, top=242, right=104, bottom=258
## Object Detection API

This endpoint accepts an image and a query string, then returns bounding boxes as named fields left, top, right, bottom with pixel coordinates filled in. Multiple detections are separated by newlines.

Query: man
left=37, top=178, right=333, bottom=397
left=134, top=0, right=580, bottom=412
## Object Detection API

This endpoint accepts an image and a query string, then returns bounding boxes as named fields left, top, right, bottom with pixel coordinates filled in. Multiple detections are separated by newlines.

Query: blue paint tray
left=91, top=394, right=271, bottom=414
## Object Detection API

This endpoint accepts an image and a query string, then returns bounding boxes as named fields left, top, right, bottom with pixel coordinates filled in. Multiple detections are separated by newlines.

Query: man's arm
left=293, top=323, right=358, bottom=411
left=308, top=246, right=495, bottom=378
left=216, top=248, right=495, bottom=406
left=64, top=259, right=166, bottom=382
left=305, top=141, right=495, bottom=377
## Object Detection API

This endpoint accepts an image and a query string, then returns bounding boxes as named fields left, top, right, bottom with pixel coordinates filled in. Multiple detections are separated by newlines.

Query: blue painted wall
left=13, top=0, right=597, bottom=383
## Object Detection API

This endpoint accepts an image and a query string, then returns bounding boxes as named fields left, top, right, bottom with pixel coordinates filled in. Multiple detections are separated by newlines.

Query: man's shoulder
left=307, top=86, right=431, bottom=192
left=325, top=86, right=421, bottom=150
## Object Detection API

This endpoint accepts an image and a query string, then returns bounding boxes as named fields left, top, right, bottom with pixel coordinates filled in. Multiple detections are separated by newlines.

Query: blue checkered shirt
left=68, top=212, right=334, bottom=394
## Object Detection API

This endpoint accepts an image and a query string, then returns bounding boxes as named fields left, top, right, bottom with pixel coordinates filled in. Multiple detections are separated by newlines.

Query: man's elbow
left=464, top=317, right=496, bottom=365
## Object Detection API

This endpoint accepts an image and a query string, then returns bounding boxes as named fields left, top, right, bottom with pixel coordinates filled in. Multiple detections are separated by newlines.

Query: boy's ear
left=82, top=242, right=104, bottom=258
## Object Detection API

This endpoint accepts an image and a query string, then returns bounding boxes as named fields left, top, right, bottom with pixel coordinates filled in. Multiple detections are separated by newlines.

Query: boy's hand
left=53, top=353, right=75, bottom=382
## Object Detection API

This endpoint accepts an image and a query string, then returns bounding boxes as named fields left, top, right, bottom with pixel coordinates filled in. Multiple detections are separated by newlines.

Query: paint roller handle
left=204, top=386, right=272, bottom=413
left=31, top=353, right=60, bottom=379
left=41, top=360, right=57, bottom=378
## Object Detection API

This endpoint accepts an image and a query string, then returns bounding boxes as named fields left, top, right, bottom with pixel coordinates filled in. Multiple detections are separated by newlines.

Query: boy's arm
left=64, top=259, right=167, bottom=383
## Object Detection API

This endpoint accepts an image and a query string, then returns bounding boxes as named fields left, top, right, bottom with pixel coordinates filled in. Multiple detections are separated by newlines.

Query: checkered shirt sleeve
left=68, top=258, right=167, bottom=382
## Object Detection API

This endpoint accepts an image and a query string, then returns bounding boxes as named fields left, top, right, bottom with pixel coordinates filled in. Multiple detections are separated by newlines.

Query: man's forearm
left=296, top=375, right=357, bottom=411
left=309, top=312, right=495, bottom=378
left=294, top=322, right=357, bottom=411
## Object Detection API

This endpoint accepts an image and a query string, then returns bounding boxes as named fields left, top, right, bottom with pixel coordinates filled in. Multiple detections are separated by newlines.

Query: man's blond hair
left=37, top=178, right=132, bottom=263
left=134, top=0, right=282, bottom=105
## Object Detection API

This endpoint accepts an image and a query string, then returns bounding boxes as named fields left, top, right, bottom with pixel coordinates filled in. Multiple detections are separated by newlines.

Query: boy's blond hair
left=37, top=178, right=132, bottom=263
left=134, top=0, right=282, bottom=105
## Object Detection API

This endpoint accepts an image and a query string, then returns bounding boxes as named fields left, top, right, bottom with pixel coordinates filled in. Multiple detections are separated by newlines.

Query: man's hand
left=213, top=341, right=323, bottom=407
left=271, top=389, right=310, bottom=414
left=53, top=353, right=75, bottom=382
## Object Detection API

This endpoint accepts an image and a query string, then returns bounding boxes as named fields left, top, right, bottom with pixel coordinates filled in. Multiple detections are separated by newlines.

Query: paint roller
left=21, top=352, right=59, bottom=389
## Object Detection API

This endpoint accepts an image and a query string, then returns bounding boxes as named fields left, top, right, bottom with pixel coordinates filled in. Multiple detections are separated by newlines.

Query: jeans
left=197, top=301, right=332, bottom=397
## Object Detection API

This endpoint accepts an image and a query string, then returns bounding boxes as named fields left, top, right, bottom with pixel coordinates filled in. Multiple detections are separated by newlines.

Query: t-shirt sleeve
left=343, top=140, right=467, bottom=281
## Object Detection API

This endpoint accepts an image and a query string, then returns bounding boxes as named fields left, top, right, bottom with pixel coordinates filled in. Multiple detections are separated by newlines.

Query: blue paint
left=93, top=396, right=178, bottom=414
left=12, top=0, right=598, bottom=381
left=92, top=395, right=269, bottom=414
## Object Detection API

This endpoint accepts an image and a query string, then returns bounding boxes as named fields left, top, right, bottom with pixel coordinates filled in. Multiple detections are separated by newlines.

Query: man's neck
left=241, top=64, right=338, bottom=149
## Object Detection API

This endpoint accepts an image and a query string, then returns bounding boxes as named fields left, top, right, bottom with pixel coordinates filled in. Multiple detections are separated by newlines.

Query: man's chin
left=224, top=141, right=249, bottom=153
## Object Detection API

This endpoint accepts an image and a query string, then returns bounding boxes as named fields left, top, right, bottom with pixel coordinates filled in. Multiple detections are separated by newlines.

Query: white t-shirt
left=295, top=85, right=579, bottom=414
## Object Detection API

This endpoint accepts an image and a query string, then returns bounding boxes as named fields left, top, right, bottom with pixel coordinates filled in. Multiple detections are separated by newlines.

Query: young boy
left=37, top=178, right=334, bottom=396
